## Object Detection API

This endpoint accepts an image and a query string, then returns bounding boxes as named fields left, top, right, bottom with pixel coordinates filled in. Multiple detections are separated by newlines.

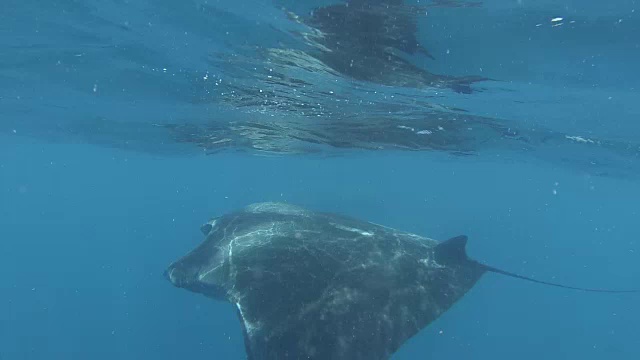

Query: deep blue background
left=2, top=0, right=640, bottom=359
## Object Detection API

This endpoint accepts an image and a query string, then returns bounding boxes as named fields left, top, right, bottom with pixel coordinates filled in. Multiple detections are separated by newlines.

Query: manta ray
left=165, top=202, right=637, bottom=360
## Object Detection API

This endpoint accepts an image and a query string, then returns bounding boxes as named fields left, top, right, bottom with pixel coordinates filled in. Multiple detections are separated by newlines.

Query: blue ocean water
left=1, top=0, right=639, bottom=359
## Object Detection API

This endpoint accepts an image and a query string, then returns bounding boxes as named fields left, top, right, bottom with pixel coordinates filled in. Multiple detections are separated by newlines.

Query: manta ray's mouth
left=164, top=266, right=226, bottom=299
left=164, top=267, right=187, bottom=288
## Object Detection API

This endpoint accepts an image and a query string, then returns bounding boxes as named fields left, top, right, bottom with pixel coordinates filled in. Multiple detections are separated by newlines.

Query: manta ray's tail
left=435, top=235, right=639, bottom=294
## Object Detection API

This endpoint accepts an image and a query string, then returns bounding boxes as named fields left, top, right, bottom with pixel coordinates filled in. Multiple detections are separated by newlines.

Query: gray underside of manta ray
left=165, top=202, right=486, bottom=360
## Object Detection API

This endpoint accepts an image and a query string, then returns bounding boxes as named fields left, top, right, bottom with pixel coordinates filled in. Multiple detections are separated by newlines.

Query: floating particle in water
left=551, top=17, right=564, bottom=27
left=565, top=135, right=596, bottom=144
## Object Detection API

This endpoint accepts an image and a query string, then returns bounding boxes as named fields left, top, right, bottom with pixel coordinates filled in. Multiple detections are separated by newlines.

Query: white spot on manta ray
left=198, top=262, right=223, bottom=281
left=236, top=302, right=259, bottom=335
left=330, top=223, right=374, bottom=236
left=420, top=257, right=443, bottom=268
left=244, top=202, right=308, bottom=216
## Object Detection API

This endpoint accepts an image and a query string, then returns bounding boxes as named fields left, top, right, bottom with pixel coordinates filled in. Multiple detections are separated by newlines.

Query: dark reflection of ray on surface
left=284, top=0, right=488, bottom=93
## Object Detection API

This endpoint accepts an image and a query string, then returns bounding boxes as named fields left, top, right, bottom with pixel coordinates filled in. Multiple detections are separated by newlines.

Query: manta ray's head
left=164, top=218, right=228, bottom=301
